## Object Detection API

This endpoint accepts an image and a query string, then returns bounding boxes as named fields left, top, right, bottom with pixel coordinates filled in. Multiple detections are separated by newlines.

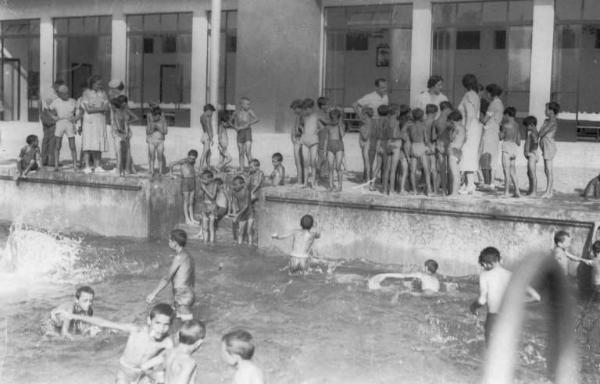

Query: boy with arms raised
left=221, top=329, right=264, bottom=384
left=470, top=247, right=540, bottom=345
left=63, top=303, right=175, bottom=384
left=272, top=214, right=321, bottom=274
left=147, top=229, right=196, bottom=321
left=170, top=150, right=199, bottom=226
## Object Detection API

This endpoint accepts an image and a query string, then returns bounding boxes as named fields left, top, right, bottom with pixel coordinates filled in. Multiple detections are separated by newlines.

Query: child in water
left=367, top=259, right=441, bottom=294
left=41, top=286, right=98, bottom=339
left=272, top=214, right=321, bottom=274
left=164, top=320, right=206, bottom=384
left=269, top=152, right=285, bottom=186
left=221, top=329, right=264, bottom=384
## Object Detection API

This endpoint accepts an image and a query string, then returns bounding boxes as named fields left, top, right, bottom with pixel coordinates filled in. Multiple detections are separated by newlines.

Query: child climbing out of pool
left=170, top=150, right=199, bottom=226
left=269, top=152, right=285, bottom=186
left=146, top=229, right=196, bottom=321
left=221, top=329, right=264, bottom=384
left=218, top=110, right=234, bottom=170
left=231, top=175, right=253, bottom=245
left=62, top=303, right=175, bottom=384
left=16, top=134, right=41, bottom=181
left=41, top=286, right=98, bottom=339
left=367, top=259, right=441, bottom=294
left=272, top=214, right=321, bottom=274
left=499, top=107, right=521, bottom=198
left=523, top=115, right=539, bottom=196
left=231, top=97, right=259, bottom=170
left=470, top=247, right=540, bottom=345
left=200, top=104, right=215, bottom=169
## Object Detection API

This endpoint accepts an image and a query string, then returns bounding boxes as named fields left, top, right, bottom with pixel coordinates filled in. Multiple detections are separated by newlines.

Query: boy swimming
left=41, top=285, right=97, bottom=339
left=367, top=259, right=441, bottom=294
left=221, top=329, right=264, bottom=384
left=272, top=214, right=321, bottom=274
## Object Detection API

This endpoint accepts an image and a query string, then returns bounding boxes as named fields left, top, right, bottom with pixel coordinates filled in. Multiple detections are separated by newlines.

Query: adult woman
left=80, top=75, right=109, bottom=173
left=457, top=74, right=482, bottom=194
left=479, top=84, right=504, bottom=189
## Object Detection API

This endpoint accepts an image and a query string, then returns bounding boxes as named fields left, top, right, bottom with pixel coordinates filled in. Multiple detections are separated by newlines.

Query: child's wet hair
left=222, top=329, right=255, bottom=360
left=592, top=241, right=600, bottom=255
left=26, top=134, right=38, bottom=145
left=447, top=110, right=462, bottom=122
left=329, top=108, right=342, bottom=121
left=523, top=115, right=537, bottom=128
left=479, top=247, right=501, bottom=266
left=317, top=96, right=329, bottom=109
left=188, top=149, right=199, bottom=157
left=300, top=214, right=314, bottom=230
left=362, top=107, right=374, bottom=117
left=170, top=229, right=187, bottom=247
left=302, top=98, right=315, bottom=109
left=486, top=83, right=503, bottom=97
left=290, top=99, right=303, bottom=109
left=250, top=159, right=260, bottom=167
left=149, top=303, right=175, bottom=321
left=424, top=259, right=438, bottom=274
left=203, top=104, right=216, bottom=112
left=75, top=286, right=95, bottom=298
left=240, top=96, right=250, bottom=103
left=214, top=177, right=224, bottom=185
left=179, top=320, right=206, bottom=345
left=219, top=110, right=232, bottom=122
left=554, top=230, right=570, bottom=245
left=233, top=175, right=245, bottom=184
left=411, top=108, right=424, bottom=122
left=503, top=107, right=516, bottom=118
left=425, top=104, right=438, bottom=115
left=272, top=152, right=283, bottom=162
left=377, top=104, right=389, bottom=117
left=439, top=101, right=452, bottom=111
left=397, top=104, right=411, bottom=120
left=546, top=101, right=560, bottom=115
left=151, top=106, right=162, bottom=116
left=201, top=169, right=214, bottom=178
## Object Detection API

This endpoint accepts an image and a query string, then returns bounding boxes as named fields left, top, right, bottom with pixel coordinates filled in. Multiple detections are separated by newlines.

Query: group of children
left=41, top=228, right=264, bottom=384
left=351, top=97, right=560, bottom=198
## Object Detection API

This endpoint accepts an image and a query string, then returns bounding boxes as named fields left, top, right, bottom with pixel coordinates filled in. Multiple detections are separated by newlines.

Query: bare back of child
left=272, top=214, right=320, bottom=274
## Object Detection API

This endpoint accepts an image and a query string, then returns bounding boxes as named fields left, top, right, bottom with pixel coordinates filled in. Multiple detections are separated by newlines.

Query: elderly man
left=353, top=78, right=389, bottom=118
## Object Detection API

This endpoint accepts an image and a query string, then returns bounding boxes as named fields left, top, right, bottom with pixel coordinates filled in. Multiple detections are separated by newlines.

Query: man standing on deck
left=40, top=80, right=64, bottom=166
left=353, top=78, right=389, bottom=119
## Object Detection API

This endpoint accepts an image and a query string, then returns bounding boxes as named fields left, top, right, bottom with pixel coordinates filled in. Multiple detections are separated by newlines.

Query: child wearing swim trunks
left=41, top=286, right=97, bottom=339
left=50, top=85, right=79, bottom=172
left=432, top=101, right=453, bottom=195
left=197, top=170, right=217, bottom=242
left=217, top=110, right=233, bottom=170
left=269, top=152, right=285, bottom=186
left=301, top=98, right=320, bottom=188
left=407, top=108, right=432, bottom=195
left=325, top=109, right=345, bottom=192
left=16, top=134, right=41, bottom=181
left=316, top=96, right=330, bottom=181
left=523, top=115, right=539, bottom=196
left=63, top=303, right=175, bottom=384
left=272, top=214, right=321, bottom=274
left=170, top=150, right=199, bottom=225
left=147, top=230, right=196, bottom=321
left=538, top=101, right=559, bottom=198
left=386, top=105, right=411, bottom=195
left=358, top=107, right=374, bottom=182
left=370, top=104, right=391, bottom=192
left=290, top=99, right=305, bottom=185
left=200, top=104, right=215, bottom=169
left=231, top=175, right=252, bottom=245
left=111, top=95, right=138, bottom=176
left=146, top=106, right=168, bottom=176
left=221, top=329, right=264, bottom=384
left=499, top=107, right=521, bottom=198
left=446, top=110, right=465, bottom=196
left=425, top=104, right=439, bottom=194
left=231, top=97, right=259, bottom=170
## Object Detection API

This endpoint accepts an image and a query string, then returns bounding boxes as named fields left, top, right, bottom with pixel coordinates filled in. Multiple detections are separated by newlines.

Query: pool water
left=0, top=223, right=597, bottom=384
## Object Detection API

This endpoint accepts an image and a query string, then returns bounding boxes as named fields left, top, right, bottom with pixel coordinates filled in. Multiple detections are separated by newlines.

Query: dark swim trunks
left=181, top=177, right=196, bottom=193
left=237, top=128, right=252, bottom=144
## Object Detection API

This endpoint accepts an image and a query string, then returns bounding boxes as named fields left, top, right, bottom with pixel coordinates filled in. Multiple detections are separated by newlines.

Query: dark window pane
left=178, top=34, right=191, bottom=53
left=345, top=32, right=368, bottom=51
left=327, top=31, right=345, bottom=51
left=69, top=18, right=84, bottom=34
left=226, top=32, right=236, bottom=52
left=494, top=30, right=507, bottom=49
left=162, top=35, right=177, bottom=53
left=456, top=31, right=480, bottom=49
left=179, top=13, right=192, bottom=32
left=84, top=17, right=98, bottom=34
left=161, top=14, right=177, bottom=32
left=30, top=20, right=40, bottom=34
left=596, top=29, right=600, bottom=49
left=226, top=11, right=237, bottom=29
left=99, top=16, right=111, bottom=34
left=143, top=37, right=154, bottom=53
left=433, top=30, right=451, bottom=49
left=144, top=15, right=160, bottom=32
left=561, top=27, right=577, bottom=49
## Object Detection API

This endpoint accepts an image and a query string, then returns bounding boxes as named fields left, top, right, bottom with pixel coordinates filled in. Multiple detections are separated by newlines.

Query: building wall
left=235, top=0, right=322, bottom=133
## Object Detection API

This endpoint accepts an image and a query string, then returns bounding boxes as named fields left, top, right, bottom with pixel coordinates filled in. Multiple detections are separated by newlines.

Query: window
left=456, top=31, right=480, bottom=49
left=345, top=32, right=368, bottom=51
left=143, top=38, right=154, bottom=53
left=162, top=36, right=177, bottom=53
left=494, top=30, right=507, bottom=49
left=433, top=30, right=451, bottom=50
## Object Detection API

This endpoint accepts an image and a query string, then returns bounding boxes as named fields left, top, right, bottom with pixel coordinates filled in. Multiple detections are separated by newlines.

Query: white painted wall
left=529, top=0, right=555, bottom=123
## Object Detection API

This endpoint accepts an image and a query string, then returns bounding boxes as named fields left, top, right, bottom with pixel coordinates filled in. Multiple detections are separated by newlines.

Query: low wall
left=0, top=164, right=182, bottom=238
left=257, top=187, right=600, bottom=276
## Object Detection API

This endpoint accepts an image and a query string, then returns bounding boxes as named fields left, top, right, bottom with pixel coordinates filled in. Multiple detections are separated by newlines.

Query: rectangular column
left=529, top=0, right=555, bottom=123
left=111, top=13, right=127, bottom=84
left=209, top=0, right=222, bottom=110
left=409, top=0, right=432, bottom=107
left=39, top=16, right=54, bottom=98
left=191, top=10, right=209, bottom=128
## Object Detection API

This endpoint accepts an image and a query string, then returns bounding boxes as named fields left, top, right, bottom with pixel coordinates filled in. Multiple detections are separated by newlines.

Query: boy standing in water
left=499, top=107, right=521, bottom=198
left=64, top=303, right=175, bottom=384
left=170, top=150, right=199, bottom=226
left=269, top=152, right=285, bottom=186
left=221, top=329, right=264, bottom=384
left=16, top=134, right=41, bottom=180
left=552, top=230, right=581, bottom=277
left=272, top=214, right=321, bottom=274
left=41, top=286, right=97, bottom=339
left=231, top=175, right=252, bottom=245
left=200, top=104, right=216, bottom=169
left=470, top=247, right=540, bottom=345
left=146, top=229, right=196, bottom=321
left=231, top=97, right=259, bottom=170
left=164, top=320, right=206, bottom=384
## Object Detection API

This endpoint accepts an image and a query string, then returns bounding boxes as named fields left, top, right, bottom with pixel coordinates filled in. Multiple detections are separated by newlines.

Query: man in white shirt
left=353, top=78, right=389, bottom=118
left=415, top=75, right=448, bottom=118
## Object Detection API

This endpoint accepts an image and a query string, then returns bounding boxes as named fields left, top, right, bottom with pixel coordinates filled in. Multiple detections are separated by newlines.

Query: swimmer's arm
left=272, top=231, right=296, bottom=240
left=470, top=274, right=487, bottom=314
left=63, top=314, right=138, bottom=333
left=147, top=257, right=182, bottom=302
left=139, top=353, right=166, bottom=372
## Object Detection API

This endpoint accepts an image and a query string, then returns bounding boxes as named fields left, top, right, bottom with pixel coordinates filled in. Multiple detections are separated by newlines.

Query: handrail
left=0, top=175, right=142, bottom=191
left=264, top=195, right=595, bottom=229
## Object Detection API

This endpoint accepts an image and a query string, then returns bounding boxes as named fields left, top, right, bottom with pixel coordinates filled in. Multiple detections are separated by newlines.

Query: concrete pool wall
left=257, top=187, right=599, bottom=276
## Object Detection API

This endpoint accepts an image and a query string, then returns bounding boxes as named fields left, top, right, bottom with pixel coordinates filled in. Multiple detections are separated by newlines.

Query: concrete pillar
left=191, top=10, right=209, bottom=128
left=111, top=13, right=127, bottom=84
left=529, top=0, right=554, bottom=123
left=409, top=0, right=432, bottom=107
left=39, top=16, right=54, bottom=100
left=209, top=0, right=222, bottom=110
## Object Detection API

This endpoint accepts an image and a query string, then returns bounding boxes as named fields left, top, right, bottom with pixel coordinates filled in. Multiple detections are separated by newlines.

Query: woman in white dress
left=80, top=76, right=109, bottom=173
left=457, top=74, right=482, bottom=194
left=480, top=84, right=504, bottom=189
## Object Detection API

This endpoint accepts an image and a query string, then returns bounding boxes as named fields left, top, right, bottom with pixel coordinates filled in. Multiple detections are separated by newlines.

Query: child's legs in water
left=208, top=214, right=216, bottom=242
left=147, top=142, right=154, bottom=173
left=437, top=153, right=447, bottom=192
left=510, top=158, right=520, bottom=196
left=360, top=142, right=371, bottom=181
left=187, top=191, right=196, bottom=223
left=419, top=155, right=431, bottom=194
left=335, top=151, right=344, bottom=190
left=156, top=141, right=165, bottom=174
left=247, top=217, right=255, bottom=245
left=289, top=256, right=308, bottom=273
left=501, top=152, right=511, bottom=194
left=388, top=148, right=401, bottom=193
left=327, top=151, right=335, bottom=189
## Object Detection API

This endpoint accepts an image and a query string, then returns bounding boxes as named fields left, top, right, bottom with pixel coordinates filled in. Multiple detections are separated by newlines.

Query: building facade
left=0, top=0, right=598, bottom=133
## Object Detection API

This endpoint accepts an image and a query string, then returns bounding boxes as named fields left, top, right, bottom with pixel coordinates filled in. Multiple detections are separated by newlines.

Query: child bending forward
left=272, top=214, right=320, bottom=274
